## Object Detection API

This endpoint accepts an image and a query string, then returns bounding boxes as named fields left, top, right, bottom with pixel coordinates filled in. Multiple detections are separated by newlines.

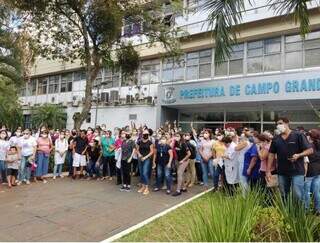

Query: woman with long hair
left=199, top=129, right=214, bottom=190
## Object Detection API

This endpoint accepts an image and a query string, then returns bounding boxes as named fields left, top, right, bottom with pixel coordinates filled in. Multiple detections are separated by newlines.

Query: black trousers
left=195, top=162, right=203, bottom=182
left=132, top=158, right=138, bottom=175
left=121, top=160, right=132, bottom=186
left=102, top=156, right=115, bottom=177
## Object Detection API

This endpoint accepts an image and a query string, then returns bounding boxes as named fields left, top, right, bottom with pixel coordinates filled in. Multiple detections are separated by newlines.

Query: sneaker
left=143, top=188, right=150, bottom=195
left=120, top=186, right=126, bottom=191
left=53, top=176, right=56, bottom=180
left=125, top=186, right=131, bottom=192
left=138, top=187, right=144, bottom=193
left=199, top=182, right=204, bottom=186
left=17, top=181, right=22, bottom=186
left=166, top=190, right=171, bottom=195
left=172, top=191, right=182, bottom=197
left=60, top=175, right=64, bottom=178
left=188, top=183, right=194, bottom=188
left=43, top=179, right=48, bottom=184
left=181, top=188, right=187, bottom=192
left=26, top=180, right=31, bottom=185
left=109, top=177, right=113, bottom=181
left=153, top=187, right=160, bottom=192
left=161, top=185, right=167, bottom=190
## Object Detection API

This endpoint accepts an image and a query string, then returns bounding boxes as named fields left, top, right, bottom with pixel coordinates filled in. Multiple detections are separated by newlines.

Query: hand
left=166, top=164, right=171, bottom=169
left=141, top=156, right=146, bottom=161
left=152, top=163, right=156, bottom=169
left=291, top=154, right=300, bottom=162
left=127, top=158, right=132, bottom=163
left=265, top=171, right=272, bottom=182
left=190, top=122, right=193, bottom=128
left=179, top=160, right=184, bottom=164
left=247, top=168, right=252, bottom=176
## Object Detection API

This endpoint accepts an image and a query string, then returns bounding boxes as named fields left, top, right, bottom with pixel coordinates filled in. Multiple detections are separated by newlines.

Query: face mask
left=217, top=136, right=223, bottom=141
left=215, top=130, right=219, bottom=135
left=185, top=136, right=190, bottom=140
left=126, top=134, right=131, bottom=139
left=121, top=134, right=126, bottom=139
left=24, top=134, right=29, bottom=139
left=87, top=130, right=93, bottom=135
left=0, top=134, right=6, bottom=139
left=94, top=132, right=99, bottom=136
left=229, top=132, right=235, bottom=137
left=42, top=134, right=48, bottom=138
left=60, top=135, right=65, bottom=139
left=277, top=124, right=286, bottom=133
left=160, top=139, right=166, bottom=144
left=143, top=134, right=149, bottom=140
left=72, top=132, right=77, bottom=136
left=16, top=132, right=21, bottom=137
left=203, top=134, right=209, bottom=139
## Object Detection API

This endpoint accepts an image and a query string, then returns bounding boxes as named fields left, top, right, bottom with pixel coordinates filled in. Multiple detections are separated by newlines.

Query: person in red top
left=115, top=131, right=123, bottom=185
left=36, top=130, right=53, bottom=183
left=87, top=127, right=95, bottom=146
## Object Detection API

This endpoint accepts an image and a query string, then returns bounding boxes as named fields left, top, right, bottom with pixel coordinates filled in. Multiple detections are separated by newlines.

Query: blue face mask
left=248, top=136, right=255, bottom=143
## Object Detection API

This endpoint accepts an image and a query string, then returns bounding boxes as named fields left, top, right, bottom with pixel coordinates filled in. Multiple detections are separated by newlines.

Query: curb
left=102, top=187, right=213, bottom=242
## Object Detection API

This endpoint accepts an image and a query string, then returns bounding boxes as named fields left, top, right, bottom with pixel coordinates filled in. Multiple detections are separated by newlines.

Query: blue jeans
left=66, top=150, right=73, bottom=176
left=201, top=159, right=220, bottom=188
left=156, top=163, right=172, bottom=191
left=53, top=164, right=63, bottom=177
left=87, top=159, right=97, bottom=177
left=304, top=175, right=320, bottom=212
left=19, top=156, right=31, bottom=181
left=0, top=160, right=7, bottom=183
left=36, top=152, right=49, bottom=177
left=278, top=175, right=304, bottom=202
left=139, top=158, right=151, bottom=185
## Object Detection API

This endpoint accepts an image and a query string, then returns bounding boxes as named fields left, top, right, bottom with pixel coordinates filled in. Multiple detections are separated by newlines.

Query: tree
left=0, top=2, right=25, bottom=130
left=202, top=0, right=320, bottom=62
left=8, top=0, right=184, bottom=129
left=32, top=103, right=67, bottom=129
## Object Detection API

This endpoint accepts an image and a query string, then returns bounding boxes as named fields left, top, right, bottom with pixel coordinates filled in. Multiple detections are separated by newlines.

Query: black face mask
left=143, top=134, right=149, bottom=140
left=72, top=132, right=77, bottom=136
left=126, top=134, right=131, bottom=139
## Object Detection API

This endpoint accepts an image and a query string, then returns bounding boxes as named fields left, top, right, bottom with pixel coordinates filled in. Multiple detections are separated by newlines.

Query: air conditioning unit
left=126, top=95, right=134, bottom=104
left=110, top=90, right=119, bottom=103
left=92, top=94, right=98, bottom=103
left=145, top=96, right=153, bottom=105
left=62, top=101, right=68, bottom=107
left=100, top=92, right=109, bottom=103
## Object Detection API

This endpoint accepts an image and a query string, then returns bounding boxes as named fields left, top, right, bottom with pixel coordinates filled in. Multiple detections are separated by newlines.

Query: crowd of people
left=0, top=117, right=319, bottom=214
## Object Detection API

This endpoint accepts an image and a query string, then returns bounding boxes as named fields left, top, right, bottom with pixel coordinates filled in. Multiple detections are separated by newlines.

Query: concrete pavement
left=0, top=177, right=205, bottom=242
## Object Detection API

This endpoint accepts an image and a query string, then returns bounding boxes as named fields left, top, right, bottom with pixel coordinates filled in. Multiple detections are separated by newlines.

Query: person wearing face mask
left=199, top=129, right=215, bottom=190
left=53, top=131, right=68, bottom=179
left=212, top=133, right=226, bottom=191
left=0, top=130, right=9, bottom=184
left=100, top=130, right=116, bottom=181
left=267, top=117, right=313, bottom=202
left=87, top=127, right=95, bottom=146
left=153, top=136, right=173, bottom=194
left=66, top=129, right=76, bottom=177
left=93, top=129, right=101, bottom=143
left=35, top=130, right=53, bottom=183
left=17, top=129, right=37, bottom=185
left=9, top=128, right=22, bottom=147
left=131, top=129, right=139, bottom=176
left=119, top=131, right=136, bottom=192
left=184, top=132, right=197, bottom=188
left=136, top=130, right=154, bottom=195
left=304, top=129, right=320, bottom=215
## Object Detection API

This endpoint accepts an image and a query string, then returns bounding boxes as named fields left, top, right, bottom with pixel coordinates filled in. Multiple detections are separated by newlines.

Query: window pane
left=229, top=59, right=243, bottom=75
left=304, top=39, right=320, bottom=49
left=187, top=52, right=198, bottom=59
left=306, top=30, right=320, bottom=40
left=199, top=63, right=211, bottom=79
left=285, top=51, right=303, bottom=69
left=248, top=41, right=263, bottom=49
left=174, top=67, right=184, bottom=81
left=215, top=61, right=228, bottom=76
left=285, top=42, right=303, bottom=52
left=227, top=111, right=260, bottom=122
left=264, top=109, right=320, bottom=122
left=286, top=35, right=302, bottom=43
left=264, top=38, right=281, bottom=54
left=199, top=49, right=212, bottom=57
left=186, top=66, right=198, bottom=80
left=247, top=57, right=263, bottom=73
left=199, top=56, right=211, bottom=63
left=305, top=48, right=320, bottom=67
left=162, top=69, right=173, bottom=82
left=187, top=58, right=198, bottom=66
left=194, top=112, right=224, bottom=121
left=150, top=71, right=159, bottom=83
left=141, top=72, right=149, bottom=85
left=264, top=54, right=281, bottom=71
left=248, top=48, right=263, bottom=57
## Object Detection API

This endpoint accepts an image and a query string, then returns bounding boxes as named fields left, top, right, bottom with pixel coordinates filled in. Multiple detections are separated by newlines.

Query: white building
left=20, top=0, right=320, bottom=131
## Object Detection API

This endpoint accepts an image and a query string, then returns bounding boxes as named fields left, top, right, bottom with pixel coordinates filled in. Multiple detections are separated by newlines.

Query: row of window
left=21, top=31, right=320, bottom=97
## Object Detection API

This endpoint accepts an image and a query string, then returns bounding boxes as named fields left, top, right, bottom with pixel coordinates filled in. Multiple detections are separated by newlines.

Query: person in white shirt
left=0, top=129, right=10, bottom=184
left=9, top=128, right=22, bottom=147
left=17, top=129, right=37, bottom=185
left=53, top=131, right=68, bottom=179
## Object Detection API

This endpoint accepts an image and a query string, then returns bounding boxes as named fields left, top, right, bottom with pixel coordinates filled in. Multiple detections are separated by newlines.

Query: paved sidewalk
left=0, top=177, right=205, bottom=242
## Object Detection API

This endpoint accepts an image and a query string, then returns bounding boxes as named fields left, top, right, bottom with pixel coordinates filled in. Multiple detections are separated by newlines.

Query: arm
left=180, top=150, right=191, bottom=164
left=167, top=149, right=173, bottom=168
left=292, top=148, right=313, bottom=161
left=266, top=153, right=275, bottom=181
left=235, top=140, right=248, bottom=151
left=258, top=146, right=269, bottom=161
left=152, top=146, right=157, bottom=168
left=143, top=144, right=154, bottom=161
left=247, top=156, right=258, bottom=176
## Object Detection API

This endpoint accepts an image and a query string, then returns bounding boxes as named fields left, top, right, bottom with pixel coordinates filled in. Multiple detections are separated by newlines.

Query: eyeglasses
left=23, top=133, right=29, bottom=135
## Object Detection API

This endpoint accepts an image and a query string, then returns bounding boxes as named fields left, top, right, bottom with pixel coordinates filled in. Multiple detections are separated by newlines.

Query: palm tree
left=32, top=103, right=67, bottom=129
left=201, top=0, right=319, bottom=62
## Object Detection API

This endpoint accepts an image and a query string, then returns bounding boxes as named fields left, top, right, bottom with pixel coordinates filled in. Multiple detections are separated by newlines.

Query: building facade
left=20, top=0, right=320, bottom=131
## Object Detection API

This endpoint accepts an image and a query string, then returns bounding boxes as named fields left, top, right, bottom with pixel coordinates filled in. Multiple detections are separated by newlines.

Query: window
left=122, top=73, right=137, bottom=87
left=25, top=79, right=37, bottom=96
left=140, top=59, right=160, bottom=84
left=38, top=77, right=48, bottom=95
left=48, top=75, right=59, bottom=94
left=123, top=17, right=142, bottom=37
left=20, top=84, right=27, bottom=97
left=24, top=115, right=32, bottom=129
left=86, top=113, right=91, bottom=123
left=304, top=30, right=320, bottom=67
left=74, top=70, right=86, bottom=81
left=186, top=49, right=212, bottom=80
left=215, top=44, right=244, bottom=76
left=61, top=73, right=72, bottom=92
left=162, top=57, right=185, bottom=82
left=103, top=68, right=120, bottom=88
left=93, top=69, right=103, bottom=87
left=285, top=34, right=303, bottom=69
left=247, top=37, right=281, bottom=73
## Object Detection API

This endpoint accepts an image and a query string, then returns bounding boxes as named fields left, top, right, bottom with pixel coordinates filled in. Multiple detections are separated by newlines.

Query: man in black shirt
left=267, top=117, right=313, bottom=201
left=72, top=130, right=88, bottom=179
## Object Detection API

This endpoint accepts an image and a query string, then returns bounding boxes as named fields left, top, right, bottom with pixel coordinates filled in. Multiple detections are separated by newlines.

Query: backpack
left=187, top=141, right=196, bottom=159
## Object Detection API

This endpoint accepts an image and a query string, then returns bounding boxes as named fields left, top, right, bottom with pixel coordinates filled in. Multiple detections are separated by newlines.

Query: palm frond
left=268, top=0, right=319, bottom=37
left=202, top=0, right=247, bottom=63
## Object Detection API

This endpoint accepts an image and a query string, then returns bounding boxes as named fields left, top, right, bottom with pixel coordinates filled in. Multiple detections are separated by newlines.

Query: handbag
left=266, top=174, right=279, bottom=188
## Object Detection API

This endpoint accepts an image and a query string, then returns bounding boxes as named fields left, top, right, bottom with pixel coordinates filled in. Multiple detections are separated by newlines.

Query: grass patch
left=119, top=189, right=320, bottom=242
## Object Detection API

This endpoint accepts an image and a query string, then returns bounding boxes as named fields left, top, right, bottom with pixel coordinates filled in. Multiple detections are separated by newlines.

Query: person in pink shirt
left=36, top=130, right=53, bottom=183
left=87, top=127, right=95, bottom=146
left=115, top=132, right=124, bottom=185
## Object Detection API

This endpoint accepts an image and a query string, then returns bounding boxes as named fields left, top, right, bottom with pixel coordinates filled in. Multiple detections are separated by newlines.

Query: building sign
left=160, top=70, right=320, bottom=106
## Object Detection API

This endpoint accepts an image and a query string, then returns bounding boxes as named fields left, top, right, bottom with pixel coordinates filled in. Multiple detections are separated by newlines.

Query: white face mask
left=217, top=136, right=223, bottom=141
left=277, top=124, right=286, bottom=134
left=203, top=134, right=209, bottom=139
left=60, top=135, right=65, bottom=139
left=42, top=134, right=48, bottom=138
left=160, top=139, right=167, bottom=144
left=0, top=134, right=6, bottom=139
left=16, top=132, right=21, bottom=137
